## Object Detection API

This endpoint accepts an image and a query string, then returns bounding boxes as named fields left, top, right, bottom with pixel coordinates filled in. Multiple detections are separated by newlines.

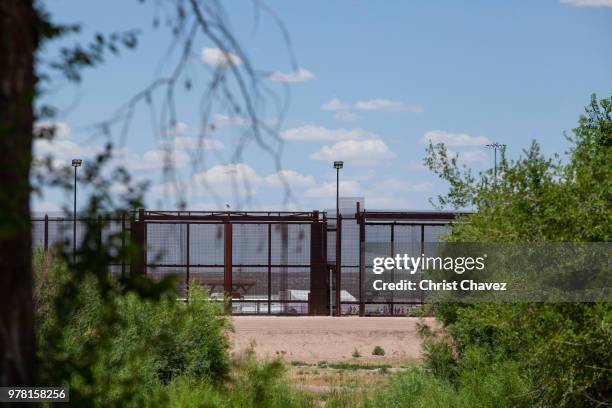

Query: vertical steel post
left=390, top=223, right=395, bottom=315
left=130, top=208, right=147, bottom=276
left=336, top=167, right=339, bottom=222
left=224, top=222, right=233, bottom=314
left=420, top=224, right=425, bottom=305
left=267, top=223, right=272, bottom=315
left=335, top=214, right=342, bottom=316
left=186, top=223, right=190, bottom=301
left=121, top=213, right=126, bottom=278
left=358, top=213, right=365, bottom=317
left=73, top=165, right=77, bottom=260
left=43, top=214, right=49, bottom=252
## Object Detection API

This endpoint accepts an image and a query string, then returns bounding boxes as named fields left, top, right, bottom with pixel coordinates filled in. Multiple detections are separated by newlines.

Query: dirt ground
left=230, top=316, right=436, bottom=364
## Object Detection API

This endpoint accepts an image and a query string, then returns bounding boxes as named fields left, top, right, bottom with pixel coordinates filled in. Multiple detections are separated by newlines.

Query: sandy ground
left=230, top=316, right=437, bottom=363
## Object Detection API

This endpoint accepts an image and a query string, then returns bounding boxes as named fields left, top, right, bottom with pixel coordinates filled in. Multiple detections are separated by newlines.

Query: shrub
left=34, top=253, right=231, bottom=404
left=367, top=348, right=531, bottom=408
left=372, top=346, right=385, bottom=356
left=422, top=338, right=457, bottom=382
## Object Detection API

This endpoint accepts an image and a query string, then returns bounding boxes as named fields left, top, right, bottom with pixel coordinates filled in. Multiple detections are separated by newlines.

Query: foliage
left=421, top=94, right=612, bottom=407
left=34, top=251, right=231, bottom=406
left=366, top=349, right=531, bottom=408
left=371, top=346, right=385, bottom=356
left=145, top=355, right=316, bottom=408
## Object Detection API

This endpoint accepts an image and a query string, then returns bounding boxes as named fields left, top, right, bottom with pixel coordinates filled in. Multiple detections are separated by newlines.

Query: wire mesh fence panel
left=327, top=228, right=336, bottom=264
left=32, top=219, right=45, bottom=251
left=394, top=224, right=421, bottom=244
left=190, top=267, right=225, bottom=298
left=340, top=219, right=360, bottom=312
left=147, top=223, right=187, bottom=266
left=270, top=266, right=310, bottom=314
left=365, top=224, right=392, bottom=243
left=190, top=223, right=224, bottom=266
left=269, top=224, right=310, bottom=265
left=424, top=225, right=451, bottom=242
left=231, top=224, right=270, bottom=306
left=232, top=223, right=268, bottom=265
left=101, top=217, right=126, bottom=260
left=393, top=226, right=424, bottom=304
left=43, top=218, right=86, bottom=252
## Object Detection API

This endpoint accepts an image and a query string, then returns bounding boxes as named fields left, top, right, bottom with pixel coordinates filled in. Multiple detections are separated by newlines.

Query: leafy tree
left=423, top=94, right=612, bottom=406
left=1, top=0, right=292, bottom=392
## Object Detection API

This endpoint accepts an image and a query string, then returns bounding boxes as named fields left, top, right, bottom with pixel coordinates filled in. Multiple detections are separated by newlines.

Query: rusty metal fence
left=32, top=208, right=459, bottom=316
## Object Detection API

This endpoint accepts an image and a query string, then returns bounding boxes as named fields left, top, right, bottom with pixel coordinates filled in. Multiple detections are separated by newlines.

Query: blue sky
left=34, top=0, right=612, bottom=213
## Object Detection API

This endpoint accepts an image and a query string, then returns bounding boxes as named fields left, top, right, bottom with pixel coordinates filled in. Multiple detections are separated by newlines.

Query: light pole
left=72, top=159, right=82, bottom=259
left=333, top=161, right=343, bottom=316
left=334, top=161, right=343, bottom=220
left=485, top=143, right=505, bottom=183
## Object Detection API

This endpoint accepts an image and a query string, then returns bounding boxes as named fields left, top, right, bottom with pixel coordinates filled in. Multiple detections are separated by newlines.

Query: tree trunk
left=0, top=0, right=38, bottom=386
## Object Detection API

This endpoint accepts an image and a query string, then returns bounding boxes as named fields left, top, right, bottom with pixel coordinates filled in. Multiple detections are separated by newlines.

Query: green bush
left=419, top=94, right=612, bottom=406
left=367, top=347, right=531, bottom=408
left=422, top=338, right=457, bottom=382
left=371, top=346, right=385, bottom=356
left=35, top=252, right=231, bottom=405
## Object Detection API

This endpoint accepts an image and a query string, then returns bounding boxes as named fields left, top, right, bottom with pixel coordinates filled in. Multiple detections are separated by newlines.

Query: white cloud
left=192, top=163, right=262, bottom=194
left=33, top=121, right=94, bottom=167
left=201, top=47, right=242, bottom=67
left=560, top=0, right=612, bottom=6
left=320, top=98, right=349, bottom=111
left=265, top=170, right=316, bottom=188
left=321, top=98, right=359, bottom=121
left=354, top=99, right=423, bottom=113
left=34, top=138, right=101, bottom=163
left=309, top=139, right=396, bottom=165
left=420, top=130, right=490, bottom=147
left=281, top=125, right=378, bottom=141
left=118, top=149, right=191, bottom=171
left=404, top=160, right=427, bottom=171
left=334, top=110, right=359, bottom=122
left=304, top=180, right=362, bottom=198
left=364, top=194, right=414, bottom=210
left=268, top=68, right=315, bottom=82
left=160, top=121, right=224, bottom=150
left=447, top=149, right=489, bottom=163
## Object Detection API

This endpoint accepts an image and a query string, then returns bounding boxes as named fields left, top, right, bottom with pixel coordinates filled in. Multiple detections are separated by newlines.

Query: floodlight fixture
left=72, top=159, right=82, bottom=167
left=333, top=161, right=344, bottom=169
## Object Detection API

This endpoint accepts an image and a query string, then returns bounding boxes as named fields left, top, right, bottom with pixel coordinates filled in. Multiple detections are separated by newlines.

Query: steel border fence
left=32, top=208, right=462, bottom=316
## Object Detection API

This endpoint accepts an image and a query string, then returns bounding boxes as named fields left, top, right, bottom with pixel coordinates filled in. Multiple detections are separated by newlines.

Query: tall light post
left=72, top=159, right=82, bottom=259
left=485, top=143, right=505, bottom=183
left=333, top=161, right=343, bottom=316
left=334, top=161, right=343, bottom=220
